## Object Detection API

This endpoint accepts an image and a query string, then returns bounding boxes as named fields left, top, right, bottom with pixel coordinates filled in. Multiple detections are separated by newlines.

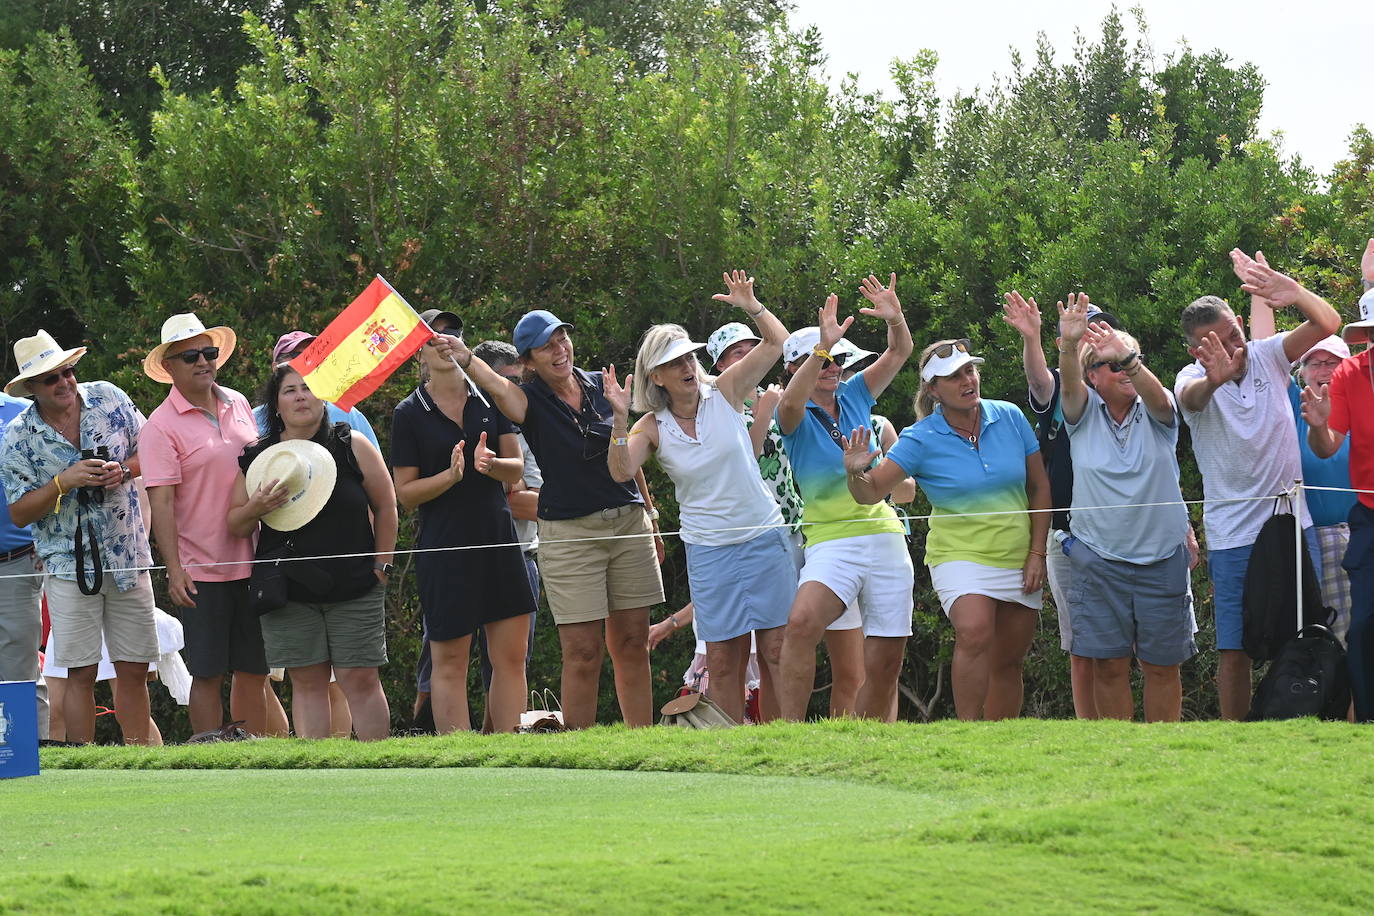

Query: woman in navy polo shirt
left=844, top=339, right=1050, bottom=721
left=444, top=312, right=665, bottom=729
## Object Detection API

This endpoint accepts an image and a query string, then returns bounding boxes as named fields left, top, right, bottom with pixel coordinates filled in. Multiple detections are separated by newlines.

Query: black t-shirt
left=1029, top=368, right=1074, bottom=533
left=240, top=423, right=376, bottom=604
left=391, top=383, right=519, bottom=549
left=517, top=367, right=641, bottom=520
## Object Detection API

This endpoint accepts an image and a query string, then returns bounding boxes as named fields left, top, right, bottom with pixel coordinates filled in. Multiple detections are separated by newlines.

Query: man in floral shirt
left=1, top=330, right=156, bottom=744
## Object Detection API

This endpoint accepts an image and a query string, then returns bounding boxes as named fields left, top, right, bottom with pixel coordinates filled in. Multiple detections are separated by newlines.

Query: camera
left=80, top=445, right=111, bottom=503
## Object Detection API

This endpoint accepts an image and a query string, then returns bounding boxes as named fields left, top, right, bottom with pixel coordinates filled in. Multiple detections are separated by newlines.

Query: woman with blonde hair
left=605, top=271, right=794, bottom=724
left=844, top=336, right=1050, bottom=720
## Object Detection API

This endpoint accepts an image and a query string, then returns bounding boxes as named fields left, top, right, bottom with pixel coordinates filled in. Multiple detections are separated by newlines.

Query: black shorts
left=176, top=579, right=269, bottom=678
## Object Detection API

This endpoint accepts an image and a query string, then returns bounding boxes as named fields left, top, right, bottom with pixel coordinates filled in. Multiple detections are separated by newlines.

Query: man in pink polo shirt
left=139, top=313, right=267, bottom=735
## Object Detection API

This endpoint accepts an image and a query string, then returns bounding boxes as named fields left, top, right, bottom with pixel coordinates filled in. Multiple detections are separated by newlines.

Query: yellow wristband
left=812, top=347, right=833, bottom=362
left=53, top=474, right=66, bottom=515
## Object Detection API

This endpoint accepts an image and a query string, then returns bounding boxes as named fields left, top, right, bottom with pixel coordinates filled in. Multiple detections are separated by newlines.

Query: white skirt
left=929, top=561, right=1041, bottom=616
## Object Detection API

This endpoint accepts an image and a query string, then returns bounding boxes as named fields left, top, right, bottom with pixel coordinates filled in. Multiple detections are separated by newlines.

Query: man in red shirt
left=1303, top=240, right=1374, bottom=720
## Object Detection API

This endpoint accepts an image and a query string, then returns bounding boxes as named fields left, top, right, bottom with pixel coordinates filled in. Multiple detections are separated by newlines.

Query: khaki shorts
left=537, top=506, right=665, bottom=625
left=46, top=573, right=159, bottom=668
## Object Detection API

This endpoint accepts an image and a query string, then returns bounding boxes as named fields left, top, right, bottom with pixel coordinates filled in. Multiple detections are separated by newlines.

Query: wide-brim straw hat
left=6, top=330, right=87, bottom=396
left=244, top=439, right=337, bottom=531
left=143, top=313, right=237, bottom=383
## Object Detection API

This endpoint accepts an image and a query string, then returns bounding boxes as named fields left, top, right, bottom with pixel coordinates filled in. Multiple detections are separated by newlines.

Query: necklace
left=41, top=407, right=80, bottom=441
left=945, top=412, right=979, bottom=445
left=669, top=394, right=700, bottom=422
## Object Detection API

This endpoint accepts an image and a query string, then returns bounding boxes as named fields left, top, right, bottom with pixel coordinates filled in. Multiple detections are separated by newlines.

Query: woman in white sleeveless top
left=606, top=271, right=794, bottom=724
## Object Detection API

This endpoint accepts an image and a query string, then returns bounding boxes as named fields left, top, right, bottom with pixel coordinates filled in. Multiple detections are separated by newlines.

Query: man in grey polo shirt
left=1057, top=300, right=1194, bottom=721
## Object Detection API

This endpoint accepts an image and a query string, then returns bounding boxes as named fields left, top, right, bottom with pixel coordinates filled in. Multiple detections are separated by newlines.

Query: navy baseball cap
left=513, top=310, right=573, bottom=355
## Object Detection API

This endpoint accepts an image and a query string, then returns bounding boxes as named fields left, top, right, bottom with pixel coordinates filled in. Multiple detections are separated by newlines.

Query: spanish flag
left=290, top=276, right=431, bottom=412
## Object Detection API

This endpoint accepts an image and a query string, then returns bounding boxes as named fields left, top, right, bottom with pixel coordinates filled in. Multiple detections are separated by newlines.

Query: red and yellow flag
left=290, top=276, right=431, bottom=412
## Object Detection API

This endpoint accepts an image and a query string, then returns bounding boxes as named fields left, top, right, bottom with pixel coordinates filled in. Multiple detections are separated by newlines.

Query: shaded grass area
left=7, top=720, right=1374, bottom=913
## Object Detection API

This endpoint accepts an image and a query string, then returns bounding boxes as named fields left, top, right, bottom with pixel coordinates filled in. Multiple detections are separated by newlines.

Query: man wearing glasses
left=1, top=330, right=157, bottom=744
left=140, top=313, right=268, bottom=736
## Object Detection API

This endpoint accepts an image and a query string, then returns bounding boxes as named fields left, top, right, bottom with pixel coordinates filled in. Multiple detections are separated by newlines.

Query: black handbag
left=249, top=539, right=293, bottom=615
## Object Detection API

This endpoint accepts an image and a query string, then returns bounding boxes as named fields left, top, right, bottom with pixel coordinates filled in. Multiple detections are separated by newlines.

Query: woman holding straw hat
left=227, top=364, right=397, bottom=740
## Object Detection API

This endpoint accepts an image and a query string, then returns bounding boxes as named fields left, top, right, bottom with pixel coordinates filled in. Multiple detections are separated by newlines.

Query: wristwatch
left=374, top=562, right=394, bottom=576
left=120, top=463, right=132, bottom=483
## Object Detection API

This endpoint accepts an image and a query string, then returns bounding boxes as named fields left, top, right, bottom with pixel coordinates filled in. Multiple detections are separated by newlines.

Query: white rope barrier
left=0, top=483, right=1358, bottom=581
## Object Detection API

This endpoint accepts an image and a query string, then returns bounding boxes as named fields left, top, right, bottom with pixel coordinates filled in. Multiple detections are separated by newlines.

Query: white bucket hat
left=143, top=313, right=237, bottom=383
left=6, top=330, right=87, bottom=396
left=244, top=439, right=337, bottom=531
left=831, top=338, right=878, bottom=369
left=920, top=339, right=984, bottom=382
left=706, top=322, right=762, bottom=367
left=1342, top=289, right=1374, bottom=345
left=647, top=337, right=707, bottom=371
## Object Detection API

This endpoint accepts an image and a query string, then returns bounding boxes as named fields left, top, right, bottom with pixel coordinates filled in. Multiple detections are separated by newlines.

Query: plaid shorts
left=1316, top=523, right=1352, bottom=645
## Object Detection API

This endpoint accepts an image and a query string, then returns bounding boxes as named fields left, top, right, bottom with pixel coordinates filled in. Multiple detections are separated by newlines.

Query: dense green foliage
left=11, top=721, right=1374, bottom=912
left=4, top=2, right=1373, bottom=734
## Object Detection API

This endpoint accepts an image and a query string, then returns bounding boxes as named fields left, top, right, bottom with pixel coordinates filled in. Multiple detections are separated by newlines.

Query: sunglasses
left=930, top=339, right=972, bottom=360
left=36, top=366, right=76, bottom=386
left=425, top=327, right=460, bottom=346
left=790, top=351, right=851, bottom=370
left=167, top=346, right=220, bottom=365
left=1088, top=359, right=1128, bottom=373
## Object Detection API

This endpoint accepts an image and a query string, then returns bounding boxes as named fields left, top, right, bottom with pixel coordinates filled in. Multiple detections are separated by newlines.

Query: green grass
left=5, top=720, right=1374, bottom=913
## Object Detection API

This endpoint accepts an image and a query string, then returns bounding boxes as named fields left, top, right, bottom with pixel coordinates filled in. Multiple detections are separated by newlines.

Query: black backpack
left=1241, top=504, right=1330, bottom=663
left=1247, top=624, right=1351, bottom=721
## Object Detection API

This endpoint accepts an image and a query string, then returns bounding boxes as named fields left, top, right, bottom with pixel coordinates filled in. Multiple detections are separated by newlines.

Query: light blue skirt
left=686, top=527, right=798, bottom=642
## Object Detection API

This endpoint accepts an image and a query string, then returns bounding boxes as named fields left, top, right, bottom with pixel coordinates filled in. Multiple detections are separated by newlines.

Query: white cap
left=783, top=327, right=822, bottom=364
left=647, top=337, right=707, bottom=371
left=1294, top=335, right=1350, bottom=367
left=1342, top=289, right=1374, bottom=344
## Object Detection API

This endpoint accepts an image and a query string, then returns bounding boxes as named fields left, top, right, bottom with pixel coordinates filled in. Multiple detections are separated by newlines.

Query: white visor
left=920, top=350, right=984, bottom=382
left=650, top=338, right=707, bottom=371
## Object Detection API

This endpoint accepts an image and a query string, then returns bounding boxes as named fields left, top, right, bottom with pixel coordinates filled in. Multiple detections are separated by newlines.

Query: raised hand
left=1362, top=238, right=1374, bottom=284
left=1083, top=322, right=1128, bottom=362
left=603, top=364, right=633, bottom=418
left=840, top=426, right=876, bottom=476
left=473, top=431, right=496, bottom=475
left=858, top=273, right=903, bottom=323
left=1240, top=259, right=1303, bottom=308
left=433, top=331, right=466, bottom=364
left=1193, top=331, right=1245, bottom=386
left=1001, top=290, right=1042, bottom=340
left=710, top=269, right=763, bottom=313
left=1232, top=248, right=1279, bottom=310
left=1300, top=382, right=1332, bottom=428
left=817, top=293, right=855, bottom=351
left=1056, top=292, right=1092, bottom=344
left=449, top=440, right=466, bottom=483
left=755, top=383, right=783, bottom=417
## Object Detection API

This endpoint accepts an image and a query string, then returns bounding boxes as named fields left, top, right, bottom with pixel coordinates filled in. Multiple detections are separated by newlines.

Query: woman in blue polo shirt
left=773, top=275, right=915, bottom=722
left=444, top=313, right=665, bottom=729
left=845, top=339, right=1050, bottom=721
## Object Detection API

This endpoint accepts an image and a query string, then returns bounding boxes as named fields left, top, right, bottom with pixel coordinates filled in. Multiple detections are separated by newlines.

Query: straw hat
left=6, top=330, right=87, bottom=396
left=244, top=439, right=337, bottom=531
left=143, top=313, right=237, bottom=383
